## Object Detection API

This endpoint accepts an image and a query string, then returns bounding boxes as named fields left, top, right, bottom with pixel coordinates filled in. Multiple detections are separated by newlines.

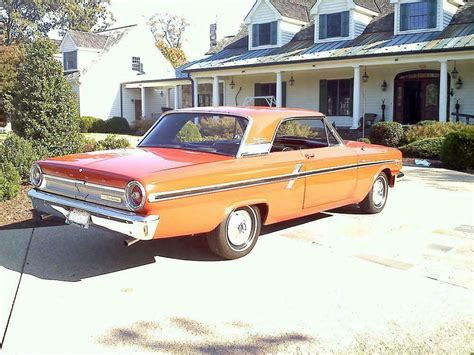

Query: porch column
left=174, top=85, right=180, bottom=109
left=212, top=76, right=220, bottom=106
left=276, top=71, right=283, bottom=108
left=439, top=60, right=448, bottom=122
left=140, top=86, right=146, bottom=119
left=351, top=65, right=361, bottom=129
left=193, top=78, right=199, bottom=107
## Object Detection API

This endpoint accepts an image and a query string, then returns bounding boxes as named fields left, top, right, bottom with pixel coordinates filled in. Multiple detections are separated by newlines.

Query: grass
left=83, top=133, right=142, bottom=147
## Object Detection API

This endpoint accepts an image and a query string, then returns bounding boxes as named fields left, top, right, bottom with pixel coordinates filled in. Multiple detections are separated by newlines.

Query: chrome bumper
left=28, top=189, right=159, bottom=240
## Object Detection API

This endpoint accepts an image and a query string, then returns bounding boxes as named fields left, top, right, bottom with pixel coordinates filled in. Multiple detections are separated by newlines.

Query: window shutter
left=282, top=82, right=287, bottom=108
left=252, top=24, right=259, bottom=47
left=270, top=21, right=278, bottom=45
left=341, top=11, right=349, bottom=37
left=400, top=4, right=408, bottom=31
left=72, top=51, right=77, bottom=69
left=319, top=14, right=327, bottom=40
left=319, top=80, right=328, bottom=114
left=428, top=0, right=437, bottom=28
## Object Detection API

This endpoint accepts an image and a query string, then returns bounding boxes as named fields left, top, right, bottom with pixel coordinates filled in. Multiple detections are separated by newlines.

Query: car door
left=274, top=118, right=358, bottom=210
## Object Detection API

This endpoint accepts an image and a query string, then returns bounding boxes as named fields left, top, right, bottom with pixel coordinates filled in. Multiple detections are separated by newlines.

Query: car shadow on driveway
left=0, top=212, right=333, bottom=283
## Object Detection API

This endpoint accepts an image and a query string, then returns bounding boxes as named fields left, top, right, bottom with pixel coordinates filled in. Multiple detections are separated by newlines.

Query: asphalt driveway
left=0, top=166, right=473, bottom=353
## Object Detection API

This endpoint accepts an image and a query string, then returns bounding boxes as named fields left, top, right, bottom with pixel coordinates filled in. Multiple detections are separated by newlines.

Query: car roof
left=173, top=106, right=325, bottom=145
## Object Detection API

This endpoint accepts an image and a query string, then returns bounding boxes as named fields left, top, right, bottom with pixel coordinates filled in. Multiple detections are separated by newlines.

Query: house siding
left=252, top=1, right=279, bottom=23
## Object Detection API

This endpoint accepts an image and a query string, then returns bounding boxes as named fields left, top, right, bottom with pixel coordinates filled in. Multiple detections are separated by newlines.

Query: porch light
left=230, top=77, right=235, bottom=89
left=289, top=73, right=295, bottom=87
left=362, top=67, right=369, bottom=83
left=381, top=80, right=388, bottom=91
left=451, top=62, right=459, bottom=80
left=455, top=77, right=463, bottom=90
left=160, top=90, right=164, bottom=97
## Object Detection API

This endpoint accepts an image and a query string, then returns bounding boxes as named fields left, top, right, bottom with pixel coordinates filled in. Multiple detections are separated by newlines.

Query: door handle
left=305, top=153, right=315, bottom=159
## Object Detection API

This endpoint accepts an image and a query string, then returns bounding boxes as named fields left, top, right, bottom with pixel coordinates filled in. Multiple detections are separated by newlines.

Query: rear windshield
left=139, top=113, right=249, bottom=157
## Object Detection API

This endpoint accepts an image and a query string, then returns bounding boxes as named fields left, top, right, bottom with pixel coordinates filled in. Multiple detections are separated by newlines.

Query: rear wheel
left=207, top=206, right=261, bottom=260
left=359, top=172, right=389, bottom=214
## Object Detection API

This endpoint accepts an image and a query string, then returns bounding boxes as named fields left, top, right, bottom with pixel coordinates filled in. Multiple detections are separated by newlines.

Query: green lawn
left=83, top=133, right=142, bottom=147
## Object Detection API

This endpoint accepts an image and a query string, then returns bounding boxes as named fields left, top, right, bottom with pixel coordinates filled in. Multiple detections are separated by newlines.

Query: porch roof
left=185, top=3, right=474, bottom=73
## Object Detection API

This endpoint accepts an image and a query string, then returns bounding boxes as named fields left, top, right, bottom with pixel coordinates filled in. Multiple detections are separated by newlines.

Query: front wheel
left=359, top=172, right=389, bottom=214
left=206, top=206, right=261, bottom=260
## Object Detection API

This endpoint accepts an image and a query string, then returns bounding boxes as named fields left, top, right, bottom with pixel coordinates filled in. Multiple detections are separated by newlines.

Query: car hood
left=39, top=148, right=232, bottom=188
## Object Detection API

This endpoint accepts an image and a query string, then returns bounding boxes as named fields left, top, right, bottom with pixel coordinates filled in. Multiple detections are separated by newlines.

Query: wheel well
left=254, top=203, right=269, bottom=224
left=381, top=168, right=394, bottom=187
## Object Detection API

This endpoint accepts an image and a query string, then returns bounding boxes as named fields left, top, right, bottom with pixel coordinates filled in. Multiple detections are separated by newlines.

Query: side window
left=272, top=118, right=329, bottom=152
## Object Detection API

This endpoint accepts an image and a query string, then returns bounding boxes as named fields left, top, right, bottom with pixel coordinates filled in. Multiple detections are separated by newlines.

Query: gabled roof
left=185, top=3, right=474, bottom=73
left=269, top=0, right=313, bottom=22
left=68, top=31, right=109, bottom=49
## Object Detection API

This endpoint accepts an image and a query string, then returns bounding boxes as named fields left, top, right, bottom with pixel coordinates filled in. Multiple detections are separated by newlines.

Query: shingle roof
left=185, top=3, right=474, bottom=73
left=68, top=31, right=109, bottom=49
left=269, top=0, right=313, bottom=22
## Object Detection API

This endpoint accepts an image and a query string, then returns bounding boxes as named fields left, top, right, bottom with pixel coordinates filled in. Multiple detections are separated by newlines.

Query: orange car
left=29, top=107, right=402, bottom=259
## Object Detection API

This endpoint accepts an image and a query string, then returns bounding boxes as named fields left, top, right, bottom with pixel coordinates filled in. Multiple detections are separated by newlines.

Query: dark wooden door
left=135, top=100, right=142, bottom=120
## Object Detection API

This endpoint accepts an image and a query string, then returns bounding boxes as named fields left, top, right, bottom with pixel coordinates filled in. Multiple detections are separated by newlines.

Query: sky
left=109, top=0, right=255, bottom=60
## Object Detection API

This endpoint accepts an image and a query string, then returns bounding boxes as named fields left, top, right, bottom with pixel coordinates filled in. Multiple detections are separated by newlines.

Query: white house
left=59, top=24, right=175, bottom=121
left=125, top=0, right=474, bottom=129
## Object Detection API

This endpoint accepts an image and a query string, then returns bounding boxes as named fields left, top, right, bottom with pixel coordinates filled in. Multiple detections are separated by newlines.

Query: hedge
left=91, top=117, right=131, bottom=134
left=404, top=121, right=464, bottom=144
left=440, top=127, right=474, bottom=170
left=370, top=122, right=404, bottom=147
left=80, top=116, right=101, bottom=133
left=0, top=134, right=39, bottom=182
left=0, top=162, right=21, bottom=202
left=399, top=137, right=445, bottom=159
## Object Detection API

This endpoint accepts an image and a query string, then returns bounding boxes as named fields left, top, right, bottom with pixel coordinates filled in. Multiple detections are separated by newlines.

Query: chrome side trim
left=148, top=159, right=397, bottom=202
left=29, top=189, right=159, bottom=240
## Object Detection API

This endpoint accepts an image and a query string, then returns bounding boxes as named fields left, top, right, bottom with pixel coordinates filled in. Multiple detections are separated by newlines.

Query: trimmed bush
left=131, top=119, right=156, bottom=136
left=90, top=117, right=131, bottom=134
left=178, top=122, right=202, bottom=142
left=440, top=127, right=474, bottom=171
left=370, top=122, right=404, bottom=147
left=357, top=138, right=371, bottom=144
left=404, top=121, right=464, bottom=144
left=400, top=137, right=445, bottom=159
left=0, top=134, right=39, bottom=182
left=0, top=162, right=21, bottom=201
left=11, top=39, right=82, bottom=157
left=82, top=135, right=130, bottom=152
left=80, top=116, right=101, bottom=133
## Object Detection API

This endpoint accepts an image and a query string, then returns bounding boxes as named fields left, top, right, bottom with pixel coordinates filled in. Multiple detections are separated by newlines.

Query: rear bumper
left=28, top=189, right=159, bottom=240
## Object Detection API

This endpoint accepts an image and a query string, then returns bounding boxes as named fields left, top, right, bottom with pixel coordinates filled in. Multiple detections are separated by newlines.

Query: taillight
left=125, top=181, right=146, bottom=210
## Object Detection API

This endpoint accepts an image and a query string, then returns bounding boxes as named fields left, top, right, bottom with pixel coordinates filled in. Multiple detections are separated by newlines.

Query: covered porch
left=189, top=52, right=474, bottom=128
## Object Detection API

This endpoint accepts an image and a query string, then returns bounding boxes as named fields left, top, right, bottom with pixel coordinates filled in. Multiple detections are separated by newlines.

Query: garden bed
left=0, top=185, right=34, bottom=228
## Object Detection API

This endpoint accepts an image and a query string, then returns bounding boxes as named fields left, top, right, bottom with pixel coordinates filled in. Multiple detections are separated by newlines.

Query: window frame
left=319, top=11, right=350, bottom=41
left=270, top=116, right=344, bottom=154
left=252, top=21, right=278, bottom=48
left=399, top=0, right=438, bottom=33
left=320, top=78, right=354, bottom=117
left=63, top=51, right=78, bottom=71
left=132, top=56, right=142, bottom=72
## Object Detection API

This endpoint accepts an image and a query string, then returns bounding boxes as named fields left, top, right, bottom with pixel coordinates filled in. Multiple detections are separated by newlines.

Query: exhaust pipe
left=124, top=237, right=140, bottom=247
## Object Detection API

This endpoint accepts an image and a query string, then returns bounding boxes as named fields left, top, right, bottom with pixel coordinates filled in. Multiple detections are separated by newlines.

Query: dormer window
left=252, top=21, right=278, bottom=47
left=63, top=51, right=77, bottom=71
left=319, top=11, right=349, bottom=40
left=400, top=0, right=437, bottom=31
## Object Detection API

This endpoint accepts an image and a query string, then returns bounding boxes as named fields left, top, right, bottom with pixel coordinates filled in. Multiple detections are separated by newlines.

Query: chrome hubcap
left=372, top=177, right=386, bottom=208
left=227, top=210, right=253, bottom=250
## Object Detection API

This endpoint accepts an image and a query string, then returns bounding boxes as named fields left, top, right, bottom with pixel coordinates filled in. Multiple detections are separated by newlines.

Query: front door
left=394, top=70, right=449, bottom=124
left=135, top=100, right=142, bottom=120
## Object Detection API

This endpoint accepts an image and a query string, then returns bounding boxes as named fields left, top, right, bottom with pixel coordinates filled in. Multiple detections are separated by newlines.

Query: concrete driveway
left=0, top=166, right=473, bottom=353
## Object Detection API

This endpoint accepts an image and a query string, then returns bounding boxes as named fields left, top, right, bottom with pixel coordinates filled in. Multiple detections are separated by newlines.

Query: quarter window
left=271, top=118, right=331, bottom=152
left=63, top=51, right=77, bottom=71
left=400, top=0, right=437, bottom=31
left=319, top=11, right=349, bottom=40
left=252, top=21, right=278, bottom=47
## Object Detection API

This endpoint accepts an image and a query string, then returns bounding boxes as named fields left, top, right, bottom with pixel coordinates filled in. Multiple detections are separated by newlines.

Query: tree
left=148, top=13, right=189, bottom=48
left=1, top=0, right=114, bottom=45
left=12, top=38, right=82, bottom=157
left=0, top=44, right=23, bottom=121
left=155, top=40, right=188, bottom=69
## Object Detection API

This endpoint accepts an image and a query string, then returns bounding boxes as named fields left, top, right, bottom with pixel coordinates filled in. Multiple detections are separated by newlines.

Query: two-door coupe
left=29, top=107, right=402, bottom=259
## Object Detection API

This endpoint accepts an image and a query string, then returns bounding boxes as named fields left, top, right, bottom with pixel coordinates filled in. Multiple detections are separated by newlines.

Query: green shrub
left=178, top=122, right=202, bottom=142
left=370, top=122, right=404, bottom=147
left=90, top=117, right=131, bottom=134
left=440, top=127, right=474, bottom=170
left=0, top=134, right=39, bottom=182
left=357, top=138, right=371, bottom=144
left=131, top=118, right=156, bottom=136
left=404, top=121, right=464, bottom=144
left=400, top=137, right=445, bottom=159
left=80, top=116, right=101, bottom=133
left=0, top=162, right=21, bottom=201
left=82, top=135, right=130, bottom=152
left=11, top=39, right=82, bottom=157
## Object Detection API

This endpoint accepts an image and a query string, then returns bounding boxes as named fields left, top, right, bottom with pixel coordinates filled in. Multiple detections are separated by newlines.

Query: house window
left=252, top=21, right=278, bottom=47
left=63, top=51, right=77, bottom=71
left=255, top=83, right=286, bottom=107
left=319, top=11, right=349, bottom=40
left=132, top=56, right=141, bottom=72
left=400, top=0, right=437, bottom=31
left=319, top=79, right=353, bottom=116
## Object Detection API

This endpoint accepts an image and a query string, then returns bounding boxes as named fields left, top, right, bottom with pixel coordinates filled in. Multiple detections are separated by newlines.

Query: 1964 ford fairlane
left=29, top=107, right=402, bottom=259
